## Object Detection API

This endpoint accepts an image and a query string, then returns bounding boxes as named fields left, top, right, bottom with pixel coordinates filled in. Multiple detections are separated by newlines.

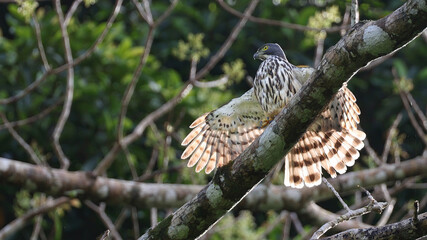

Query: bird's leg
left=259, top=116, right=273, bottom=128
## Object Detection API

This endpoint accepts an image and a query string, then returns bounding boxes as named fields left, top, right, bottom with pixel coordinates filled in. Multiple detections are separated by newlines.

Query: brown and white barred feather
left=181, top=56, right=366, bottom=188
left=284, top=84, right=366, bottom=188
left=181, top=89, right=266, bottom=174
left=253, top=56, right=365, bottom=188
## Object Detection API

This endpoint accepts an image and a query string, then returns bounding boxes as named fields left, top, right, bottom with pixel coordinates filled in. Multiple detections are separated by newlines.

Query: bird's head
left=253, top=43, right=287, bottom=61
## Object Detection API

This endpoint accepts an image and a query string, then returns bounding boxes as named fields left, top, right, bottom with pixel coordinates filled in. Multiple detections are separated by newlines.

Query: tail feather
left=285, top=128, right=365, bottom=188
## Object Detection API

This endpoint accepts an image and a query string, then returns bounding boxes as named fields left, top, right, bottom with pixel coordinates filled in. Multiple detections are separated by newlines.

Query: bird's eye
left=263, top=46, right=269, bottom=51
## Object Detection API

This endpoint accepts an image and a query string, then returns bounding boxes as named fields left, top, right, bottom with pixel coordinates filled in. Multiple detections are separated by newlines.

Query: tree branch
left=321, top=212, right=427, bottom=240
left=85, top=201, right=122, bottom=240
left=0, top=0, right=123, bottom=106
left=0, top=97, right=63, bottom=130
left=0, top=197, right=70, bottom=240
left=52, top=0, right=75, bottom=170
left=216, top=0, right=347, bottom=33
left=140, top=1, right=427, bottom=238
left=0, top=156, right=425, bottom=211
left=0, top=113, right=43, bottom=166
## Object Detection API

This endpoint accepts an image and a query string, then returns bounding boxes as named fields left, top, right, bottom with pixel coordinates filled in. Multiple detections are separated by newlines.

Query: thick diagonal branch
left=140, top=1, right=427, bottom=239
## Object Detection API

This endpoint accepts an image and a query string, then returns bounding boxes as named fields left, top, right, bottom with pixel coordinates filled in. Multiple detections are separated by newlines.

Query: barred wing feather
left=181, top=88, right=266, bottom=173
left=284, top=76, right=366, bottom=188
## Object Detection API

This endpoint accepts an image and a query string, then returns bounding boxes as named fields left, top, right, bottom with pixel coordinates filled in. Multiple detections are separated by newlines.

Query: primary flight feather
left=181, top=43, right=365, bottom=188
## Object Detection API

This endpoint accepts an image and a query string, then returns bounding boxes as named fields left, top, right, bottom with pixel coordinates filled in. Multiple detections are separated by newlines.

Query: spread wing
left=285, top=66, right=366, bottom=188
left=292, top=65, right=315, bottom=84
left=313, top=84, right=362, bottom=132
left=181, top=88, right=266, bottom=174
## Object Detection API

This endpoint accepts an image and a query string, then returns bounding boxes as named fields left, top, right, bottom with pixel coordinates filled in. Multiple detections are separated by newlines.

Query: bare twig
left=381, top=113, right=402, bottom=163
left=0, top=71, right=51, bottom=105
left=138, top=125, right=161, bottom=180
left=0, top=113, right=43, bottom=166
left=406, top=92, right=427, bottom=131
left=354, top=190, right=363, bottom=222
left=314, top=34, right=325, bottom=67
left=64, top=0, right=82, bottom=26
left=399, top=89, right=427, bottom=146
left=380, top=184, right=392, bottom=202
left=376, top=198, right=396, bottom=226
left=0, top=97, right=63, bottom=130
left=150, top=208, right=158, bottom=227
left=322, top=212, right=427, bottom=240
left=116, top=0, right=178, bottom=159
left=259, top=211, right=288, bottom=239
left=246, top=75, right=254, bottom=86
left=99, top=230, right=110, bottom=240
left=85, top=201, right=123, bottom=240
left=71, top=0, right=123, bottom=67
left=196, top=0, right=259, bottom=80
left=52, top=0, right=75, bottom=169
left=141, top=0, right=153, bottom=24
left=298, top=202, right=372, bottom=235
left=31, top=15, right=50, bottom=71
left=216, top=0, right=347, bottom=33
left=30, top=215, right=43, bottom=240
left=138, top=164, right=184, bottom=182
left=118, top=80, right=193, bottom=149
left=0, top=197, right=70, bottom=240
left=400, top=192, right=427, bottom=221
left=117, top=26, right=155, bottom=141
left=114, top=207, right=130, bottom=230
left=340, top=6, right=350, bottom=36
left=362, top=133, right=382, bottom=165
left=311, top=194, right=387, bottom=239
left=407, top=183, right=427, bottom=189
left=290, top=212, right=305, bottom=235
left=413, top=200, right=420, bottom=225
left=359, top=52, right=395, bottom=72
left=132, top=207, right=140, bottom=239
left=194, top=76, right=229, bottom=88
left=153, top=0, right=179, bottom=28
left=123, top=145, right=138, bottom=179
left=93, top=142, right=120, bottom=175
left=0, top=0, right=123, bottom=106
left=282, top=213, right=291, bottom=240
left=323, top=178, right=351, bottom=213
left=351, top=0, right=359, bottom=26
left=132, top=0, right=150, bottom=23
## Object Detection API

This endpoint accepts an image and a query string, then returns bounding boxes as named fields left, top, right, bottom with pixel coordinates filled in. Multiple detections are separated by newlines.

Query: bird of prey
left=181, top=43, right=365, bottom=188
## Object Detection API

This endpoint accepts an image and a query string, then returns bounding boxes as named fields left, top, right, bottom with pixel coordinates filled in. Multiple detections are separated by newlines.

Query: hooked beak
left=253, top=51, right=265, bottom=60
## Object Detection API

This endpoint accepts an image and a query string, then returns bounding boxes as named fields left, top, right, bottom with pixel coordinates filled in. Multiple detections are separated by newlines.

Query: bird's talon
left=260, top=118, right=272, bottom=128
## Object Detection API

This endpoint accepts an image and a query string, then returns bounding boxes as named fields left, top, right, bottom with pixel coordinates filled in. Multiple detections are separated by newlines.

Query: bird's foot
left=259, top=117, right=272, bottom=128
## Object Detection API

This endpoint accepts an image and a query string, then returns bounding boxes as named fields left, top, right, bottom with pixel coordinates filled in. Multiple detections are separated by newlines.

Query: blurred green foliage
left=0, top=0, right=426, bottom=239
left=305, top=5, right=341, bottom=45
left=172, top=33, right=210, bottom=61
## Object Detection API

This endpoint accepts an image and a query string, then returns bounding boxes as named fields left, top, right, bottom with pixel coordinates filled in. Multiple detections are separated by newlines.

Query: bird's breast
left=254, top=60, right=295, bottom=117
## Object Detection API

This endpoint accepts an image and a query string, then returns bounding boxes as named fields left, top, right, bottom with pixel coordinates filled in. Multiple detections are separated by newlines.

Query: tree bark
left=1, top=156, right=425, bottom=210
left=321, top=212, right=427, bottom=240
left=139, top=0, right=427, bottom=239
